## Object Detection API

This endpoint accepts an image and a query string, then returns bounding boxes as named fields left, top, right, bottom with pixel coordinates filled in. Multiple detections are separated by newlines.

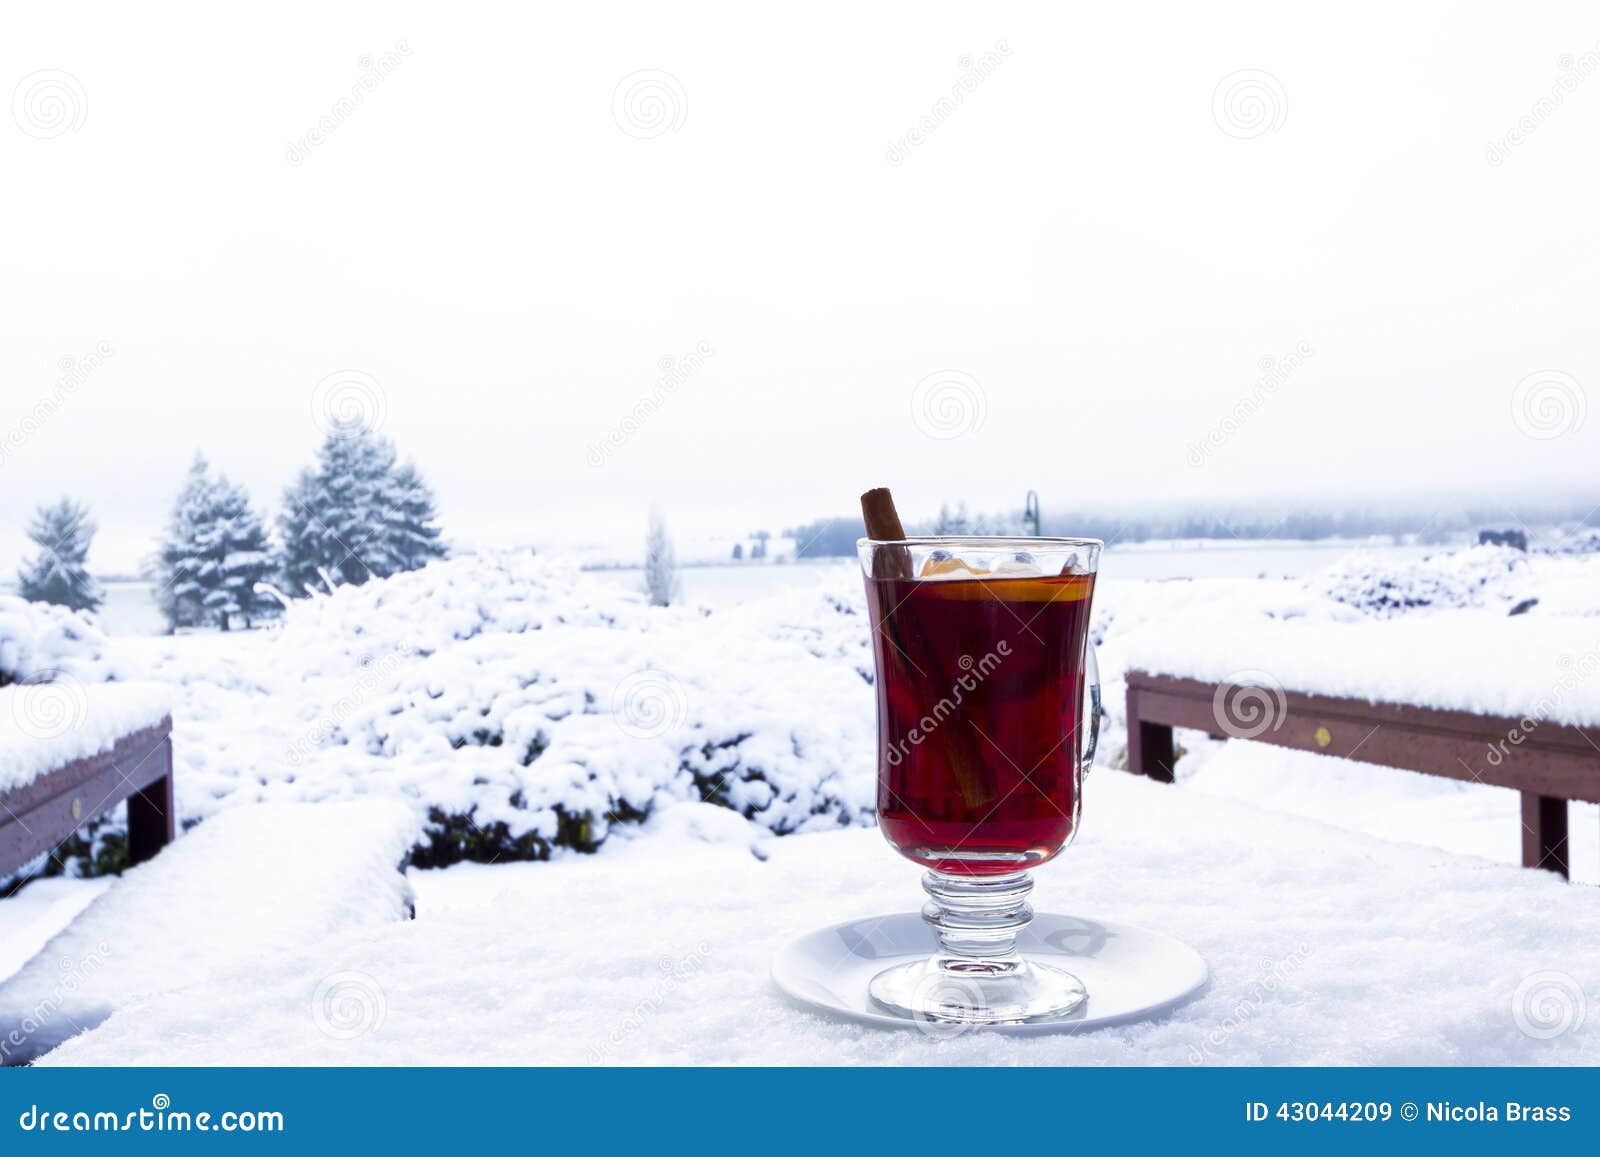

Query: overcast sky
left=2, top=2, right=1597, bottom=571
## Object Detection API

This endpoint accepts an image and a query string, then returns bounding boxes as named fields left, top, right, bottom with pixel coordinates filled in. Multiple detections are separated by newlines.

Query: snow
left=0, top=877, right=111, bottom=983
left=1311, top=544, right=1531, bottom=616
left=32, top=780, right=1600, bottom=1066
left=0, top=800, right=418, bottom=1065
left=0, top=681, right=172, bottom=794
left=1178, top=740, right=1600, bottom=885
left=91, top=552, right=875, bottom=867
left=1122, top=612, right=1600, bottom=725
left=0, top=594, right=109, bottom=685
left=6, top=542, right=1600, bottom=1064
left=1116, top=549, right=1600, bottom=725
left=11, top=544, right=1598, bottom=874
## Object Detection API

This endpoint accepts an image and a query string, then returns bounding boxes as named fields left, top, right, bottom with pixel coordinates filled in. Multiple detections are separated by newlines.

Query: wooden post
left=1521, top=792, right=1569, bottom=878
left=126, top=736, right=176, bottom=867
left=1125, top=686, right=1177, bottom=784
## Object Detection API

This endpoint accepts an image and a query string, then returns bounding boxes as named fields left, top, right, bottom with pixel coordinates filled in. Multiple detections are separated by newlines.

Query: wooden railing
left=0, top=718, right=175, bottom=881
left=1124, top=673, right=1598, bottom=879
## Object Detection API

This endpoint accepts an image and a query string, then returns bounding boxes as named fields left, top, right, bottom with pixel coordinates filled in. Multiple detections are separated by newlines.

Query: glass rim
left=857, top=535, right=1103, bottom=550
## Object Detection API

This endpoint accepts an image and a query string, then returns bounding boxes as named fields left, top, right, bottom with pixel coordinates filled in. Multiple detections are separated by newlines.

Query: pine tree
left=154, top=458, right=210, bottom=631
left=278, top=429, right=445, bottom=596
left=275, top=468, right=324, bottom=599
left=205, top=474, right=277, bottom=629
left=381, top=461, right=447, bottom=573
left=279, top=432, right=392, bottom=593
left=153, top=455, right=278, bottom=631
left=16, top=498, right=103, bottom=613
left=644, top=507, right=677, bottom=607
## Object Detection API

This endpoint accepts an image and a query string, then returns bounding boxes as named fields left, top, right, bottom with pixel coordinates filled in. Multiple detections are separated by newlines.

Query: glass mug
left=858, top=536, right=1102, bottom=1024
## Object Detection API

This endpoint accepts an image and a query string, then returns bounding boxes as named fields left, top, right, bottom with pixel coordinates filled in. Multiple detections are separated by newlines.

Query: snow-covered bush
left=21, top=538, right=1600, bottom=885
left=1309, top=546, right=1532, bottom=616
left=0, top=595, right=108, bottom=686
left=1542, top=528, right=1600, bottom=556
left=48, top=553, right=875, bottom=875
left=319, top=555, right=875, bottom=863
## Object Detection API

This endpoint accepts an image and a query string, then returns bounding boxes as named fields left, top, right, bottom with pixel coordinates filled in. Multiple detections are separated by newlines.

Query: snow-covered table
left=1120, top=613, right=1600, bottom=878
left=0, top=683, right=174, bottom=879
left=0, top=801, right=418, bottom=1064
left=29, top=774, right=1600, bottom=1066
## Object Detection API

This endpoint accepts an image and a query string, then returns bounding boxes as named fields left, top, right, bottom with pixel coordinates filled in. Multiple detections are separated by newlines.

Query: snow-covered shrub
left=47, top=553, right=875, bottom=875
left=0, top=595, right=108, bottom=686
left=1541, top=528, right=1600, bottom=556
left=316, top=556, right=875, bottom=864
left=1309, top=546, right=1531, bottom=617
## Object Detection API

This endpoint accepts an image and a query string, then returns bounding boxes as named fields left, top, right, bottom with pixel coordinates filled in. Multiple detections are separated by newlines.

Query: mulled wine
left=865, top=565, right=1095, bottom=875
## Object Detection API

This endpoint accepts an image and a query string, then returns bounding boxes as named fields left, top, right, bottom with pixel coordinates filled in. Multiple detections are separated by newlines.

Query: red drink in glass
left=865, top=570, right=1095, bottom=875
left=856, top=534, right=1102, bottom=1024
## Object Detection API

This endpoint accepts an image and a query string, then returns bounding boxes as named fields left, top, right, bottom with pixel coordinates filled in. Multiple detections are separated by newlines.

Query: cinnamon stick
left=860, top=486, right=996, bottom=807
left=860, top=487, right=912, bottom=580
left=860, top=487, right=906, bottom=540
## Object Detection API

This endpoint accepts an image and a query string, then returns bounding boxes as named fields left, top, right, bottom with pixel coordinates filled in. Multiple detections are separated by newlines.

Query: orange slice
left=917, top=573, right=1095, bottom=603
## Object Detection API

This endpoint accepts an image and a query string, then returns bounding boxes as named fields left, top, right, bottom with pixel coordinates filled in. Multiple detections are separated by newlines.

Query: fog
left=3, top=1, right=1596, bottom=571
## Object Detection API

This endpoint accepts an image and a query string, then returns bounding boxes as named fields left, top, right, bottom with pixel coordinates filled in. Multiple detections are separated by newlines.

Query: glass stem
left=921, top=870, right=1034, bottom=962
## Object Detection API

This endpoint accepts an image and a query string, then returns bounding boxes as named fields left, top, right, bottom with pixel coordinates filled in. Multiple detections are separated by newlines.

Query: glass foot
left=867, top=868, right=1088, bottom=1026
left=868, top=955, right=1086, bottom=1025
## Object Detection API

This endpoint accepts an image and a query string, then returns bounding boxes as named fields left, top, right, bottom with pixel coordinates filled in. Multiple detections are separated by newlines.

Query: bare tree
left=644, top=506, right=677, bottom=607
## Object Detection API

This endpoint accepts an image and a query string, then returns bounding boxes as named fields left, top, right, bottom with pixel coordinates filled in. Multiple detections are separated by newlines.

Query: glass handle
left=1081, top=642, right=1101, bottom=775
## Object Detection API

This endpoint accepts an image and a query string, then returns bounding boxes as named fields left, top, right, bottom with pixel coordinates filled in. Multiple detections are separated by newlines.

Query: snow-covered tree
left=382, top=461, right=448, bottom=574
left=279, top=434, right=389, bottom=595
left=645, top=506, right=677, bottom=607
left=153, top=455, right=277, bottom=631
left=152, top=461, right=208, bottom=631
left=278, top=429, right=445, bottom=596
left=16, top=498, right=103, bottom=613
left=204, top=475, right=277, bottom=629
left=935, top=501, right=971, bottom=536
left=275, top=473, right=326, bottom=598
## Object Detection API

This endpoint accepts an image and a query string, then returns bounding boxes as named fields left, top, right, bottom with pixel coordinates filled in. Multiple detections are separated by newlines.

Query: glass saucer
left=771, top=911, right=1208, bottom=1035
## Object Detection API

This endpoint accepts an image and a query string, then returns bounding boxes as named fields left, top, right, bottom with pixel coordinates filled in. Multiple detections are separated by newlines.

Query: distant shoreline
left=578, top=557, right=828, bottom=573
left=0, top=534, right=1478, bottom=589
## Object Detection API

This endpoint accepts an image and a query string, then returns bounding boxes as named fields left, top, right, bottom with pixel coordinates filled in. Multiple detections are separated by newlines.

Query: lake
left=54, top=540, right=1441, bottom=636
left=599, top=540, right=1436, bottom=605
